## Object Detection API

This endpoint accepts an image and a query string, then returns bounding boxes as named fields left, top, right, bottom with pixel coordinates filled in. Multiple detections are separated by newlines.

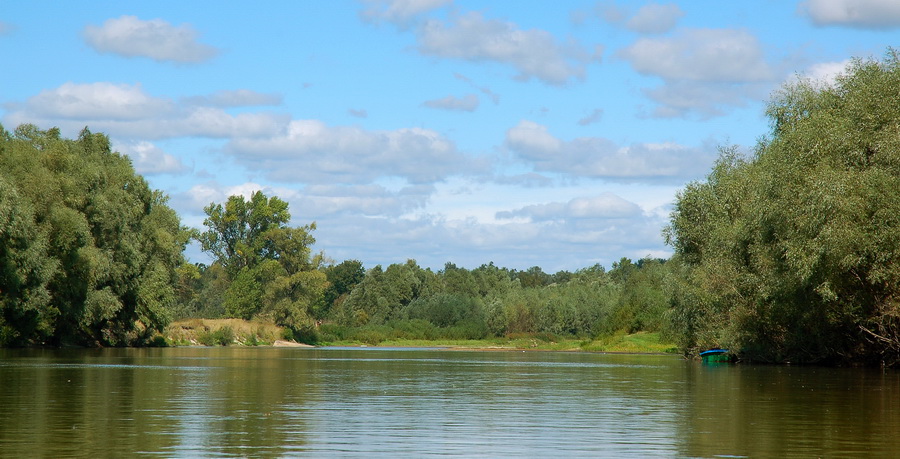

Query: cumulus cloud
left=175, top=181, right=300, bottom=214
left=417, top=11, right=594, bottom=85
left=360, top=0, right=452, bottom=27
left=620, top=28, right=773, bottom=82
left=640, top=80, right=769, bottom=118
left=176, top=181, right=428, bottom=221
left=83, top=15, right=218, bottom=63
left=21, top=82, right=174, bottom=120
left=801, top=0, right=900, bottom=29
left=787, top=59, right=851, bottom=88
left=619, top=28, right=776, bottom=118
left=116, top=140, right=187, bottom=175
left=3, top=82, right=286, bottom=140
left=626, top=3, right=684, bottom=34
left=497, top=193, right=642, bottom=221
left=423, top=93, right=479, bottom=111
left=296, top=184, right=432, bottom=217
left=314, top=205, right=669, bottom=271
left=505, top=120, right=715, bottom=182
left=226, top=120, right=480, bottom=184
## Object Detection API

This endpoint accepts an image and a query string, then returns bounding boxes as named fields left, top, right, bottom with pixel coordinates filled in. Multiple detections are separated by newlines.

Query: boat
left=700, top=348, right=732, bottom=363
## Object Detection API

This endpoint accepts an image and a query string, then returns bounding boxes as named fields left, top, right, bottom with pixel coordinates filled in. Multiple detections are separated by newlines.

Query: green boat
left=700, top=349, right=732, bottom=363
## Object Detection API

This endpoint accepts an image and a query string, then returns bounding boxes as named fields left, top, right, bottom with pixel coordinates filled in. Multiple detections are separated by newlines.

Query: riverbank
left=163, top=319, right=678, bottom=353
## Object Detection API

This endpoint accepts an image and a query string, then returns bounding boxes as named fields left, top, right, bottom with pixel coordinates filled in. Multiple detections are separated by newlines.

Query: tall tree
left=0, top=125, right=189, bottom=346
left=198, top=192, right=327, bottom=333
left=198, top=191, right=290, bottom=276
left=665, top=50, right=900, bottom=366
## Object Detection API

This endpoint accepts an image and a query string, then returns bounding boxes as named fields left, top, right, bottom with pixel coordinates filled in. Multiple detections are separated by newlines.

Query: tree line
left=3, top=51, right=900, bottom=366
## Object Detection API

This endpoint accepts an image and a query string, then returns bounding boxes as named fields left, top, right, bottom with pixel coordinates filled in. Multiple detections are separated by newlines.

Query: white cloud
left=4, top=82, right=287, bottom=140
left=297, top=184, right=432, bottom=217
left=22, top=82, right=174, bottom=120
left=226, top=120, right=480, bottom=184
left=619, top=28, right=777, bottom=118
left=115, top=140, right=187, bottom=175
left=505, top=120, right=715, bottom=182
left=423, top=93, right=479, bottom=111
left=177, top=181, right=299, bottom=214
left=801, top=60, right=850, bottom=86
left=620, top=28, right=773, bottom=82
left=626, top=3, right=684, bottom=34
left=641, top=80, right=768, bottom=119
left=83, top=15, right=218, bottom=63
left=497, top=193, right=642, bottom=221
left=801, top=0, right=900, bottom=29
left=314, top=207, right=669, bottom=271
left=360, top=0, right=452, bottom=27
left=505, top=120, right=565, bottom=161
left=417, top=11, right=594, bottom=85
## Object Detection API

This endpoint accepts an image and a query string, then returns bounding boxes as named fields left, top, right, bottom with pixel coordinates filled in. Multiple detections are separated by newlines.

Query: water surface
left=0, top=347, right=897, bottom=457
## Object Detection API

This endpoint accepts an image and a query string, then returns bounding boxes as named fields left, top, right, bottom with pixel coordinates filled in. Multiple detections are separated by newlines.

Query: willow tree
left=666, top=50, right=900, bottom=366
left=0, top=125, right=189, bottom=346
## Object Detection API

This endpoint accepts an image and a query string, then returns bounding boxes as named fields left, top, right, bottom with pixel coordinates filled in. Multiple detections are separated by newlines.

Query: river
left=0, top=347, right=897, bottom=457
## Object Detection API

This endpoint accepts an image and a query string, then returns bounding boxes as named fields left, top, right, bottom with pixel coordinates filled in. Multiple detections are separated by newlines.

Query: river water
left=0, top=347, right=897, bottom=458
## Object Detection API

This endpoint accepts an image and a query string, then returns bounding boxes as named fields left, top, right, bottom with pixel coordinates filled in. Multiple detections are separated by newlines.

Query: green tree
left=198, top=192, right=290, bottom=276
left=197, top=192, right=327, bottom=335
left=318, top=259, right=365, bottom=318
left=0, top=125, right=189, bottom=346
left=666, top=50, right=900, bottom=366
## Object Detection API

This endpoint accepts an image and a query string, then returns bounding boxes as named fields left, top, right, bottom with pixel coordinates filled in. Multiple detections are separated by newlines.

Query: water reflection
left=679, top=363, right=900, bottom=457
left=0, top=348, right=897, bottom=457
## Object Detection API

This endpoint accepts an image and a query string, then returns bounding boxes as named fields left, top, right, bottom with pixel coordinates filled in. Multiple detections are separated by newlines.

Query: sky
left=2, top=1, right=899, bottom=272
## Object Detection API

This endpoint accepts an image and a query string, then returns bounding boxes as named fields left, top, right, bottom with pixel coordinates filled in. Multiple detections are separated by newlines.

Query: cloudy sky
left=2, top=1, right=898, bottom=271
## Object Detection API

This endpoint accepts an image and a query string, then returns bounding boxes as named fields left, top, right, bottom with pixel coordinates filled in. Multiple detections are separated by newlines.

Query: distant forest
left=2, top=51, right=900, bottom=366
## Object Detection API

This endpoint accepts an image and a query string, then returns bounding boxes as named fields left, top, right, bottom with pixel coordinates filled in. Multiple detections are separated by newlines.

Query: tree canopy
left=0, top=125, right=189, bottom=346
left=194, top=191, right=327, bottom=334
left=665, top=50, right=900, bottom=365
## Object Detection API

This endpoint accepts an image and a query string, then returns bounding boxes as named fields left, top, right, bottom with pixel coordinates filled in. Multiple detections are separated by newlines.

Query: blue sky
left=2, top=1, right=899, bottom=271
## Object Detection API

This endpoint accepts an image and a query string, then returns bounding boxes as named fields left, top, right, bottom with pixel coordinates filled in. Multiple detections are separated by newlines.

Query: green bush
left=442, top=319, right=489, bottom=340
left=389, top=319, right=438, bottom=340
left=198, top=326, right=234, bottom=346
left=352, top=325, right=391, bottom=345
left=147, top=335, right=168, bottom=347
left=318, top=323, right=350, bottom=342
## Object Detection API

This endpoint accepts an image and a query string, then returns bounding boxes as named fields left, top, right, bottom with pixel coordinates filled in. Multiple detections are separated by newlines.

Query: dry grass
left=164, top=318, right=285, bottom=346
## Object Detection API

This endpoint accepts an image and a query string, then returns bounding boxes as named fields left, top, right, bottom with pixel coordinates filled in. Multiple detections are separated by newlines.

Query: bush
left=147, top=335, right=169, bottom=347
left=198, top=326, right=234, bottom=346
left=318, top=323, right=350, bottom=342
left=389, top=319, right=438, bottom=340
left=442, top=319, right=489, bottom=340
left=352, top=325, right=391, bottom=345
left=291, top=325, right=320, bottom=345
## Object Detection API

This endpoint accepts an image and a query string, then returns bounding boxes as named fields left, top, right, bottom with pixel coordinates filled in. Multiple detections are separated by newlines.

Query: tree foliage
left=326, top=257, right=670, bottom=343
left=665, top=50, right=900, bottom=365
left=0, top=125, right=189, bottom=346
left=195, top=191, right=327, bottom=336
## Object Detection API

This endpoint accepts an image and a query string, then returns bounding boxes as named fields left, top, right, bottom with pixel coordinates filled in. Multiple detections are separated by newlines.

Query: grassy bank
left=162, top=319, right=678, bottom=354
left=355, top=332, right=678, bottom=353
